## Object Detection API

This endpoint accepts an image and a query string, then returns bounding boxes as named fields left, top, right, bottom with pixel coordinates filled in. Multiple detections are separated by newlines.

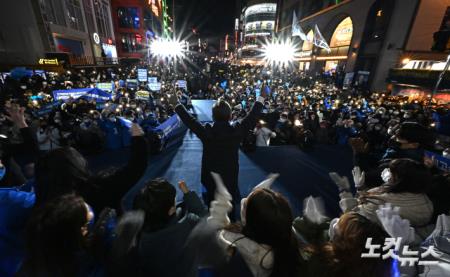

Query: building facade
left=0, top=0, right=117, bottom=67
left=238, top=0, right=277, bottom=63
left=277, top=0, right=450, bottom=92
left=110, top=0, right=170, bottom=62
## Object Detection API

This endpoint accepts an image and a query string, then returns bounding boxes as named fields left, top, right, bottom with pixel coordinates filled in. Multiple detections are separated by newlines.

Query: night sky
left=174, top=0, right=238, bottom=41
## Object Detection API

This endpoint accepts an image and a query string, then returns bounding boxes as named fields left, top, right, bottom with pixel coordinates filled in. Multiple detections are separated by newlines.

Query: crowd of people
left=1, top=60, right=450, bottom=277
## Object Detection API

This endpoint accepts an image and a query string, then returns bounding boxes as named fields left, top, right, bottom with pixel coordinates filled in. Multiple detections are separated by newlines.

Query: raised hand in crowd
left=352, top=166, right=365, bottom=189
left=376, top=203, right=416, bottom=244
left=5, top=103, right=27, bottom=128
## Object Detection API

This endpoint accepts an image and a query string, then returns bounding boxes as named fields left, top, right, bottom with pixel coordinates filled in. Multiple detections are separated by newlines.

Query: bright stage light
left=262, top=40, right=296, bottom=66
left=150, top=38, right=185, bottom=59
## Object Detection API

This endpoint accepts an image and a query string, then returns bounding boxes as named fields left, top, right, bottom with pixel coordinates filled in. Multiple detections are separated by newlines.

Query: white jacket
left=340, top=186, right=434, bottom=227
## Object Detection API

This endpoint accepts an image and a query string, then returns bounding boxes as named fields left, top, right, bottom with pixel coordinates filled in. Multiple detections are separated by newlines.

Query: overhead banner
left=292, top=11, right=307, bottom=40
left=138, top=68, right=148, bottom=82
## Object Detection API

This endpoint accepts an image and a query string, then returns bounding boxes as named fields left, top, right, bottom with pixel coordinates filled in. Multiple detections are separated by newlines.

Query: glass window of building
left=95, top=0, right=112, bottom=37
left=82, top=0, right=96, bottom=33
left=65, top=0, right=85, bottom=31
left=121, top=33, right=143, bottom=52
left=40, top=0, right=66, bottom=26
left=117, top=7, right=140, bottom=29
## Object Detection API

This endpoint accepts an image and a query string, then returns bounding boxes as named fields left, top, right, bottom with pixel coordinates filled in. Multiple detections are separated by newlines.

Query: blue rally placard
left=137, top=68, right=148, bottom=82
left=424, top=151, right=450, bottom=172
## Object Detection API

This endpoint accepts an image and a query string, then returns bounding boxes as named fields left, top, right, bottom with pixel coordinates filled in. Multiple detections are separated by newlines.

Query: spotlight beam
left=262, top=40, right=296, bottom=67
left=150, top=38, right=186, bottom=59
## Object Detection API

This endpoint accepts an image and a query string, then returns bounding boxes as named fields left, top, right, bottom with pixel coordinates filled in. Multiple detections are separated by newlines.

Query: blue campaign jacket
left=0, top=187, right=35, bottom=277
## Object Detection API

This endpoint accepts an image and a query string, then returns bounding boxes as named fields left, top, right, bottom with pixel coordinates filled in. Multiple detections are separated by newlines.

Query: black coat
left=175, top=102, right=263, bottom=202
left=87, top=136, right=148, bottom=213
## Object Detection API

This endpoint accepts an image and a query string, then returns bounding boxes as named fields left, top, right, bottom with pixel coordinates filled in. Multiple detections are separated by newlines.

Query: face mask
left=51, top=81, right=56, bottom=85
left=42, top=81, right=47, bottom=85
left=0, top=166, right=5, bottom=181
left=20, top=85, right=27, bottom=90
left=381, top=168, right=392, bottom=183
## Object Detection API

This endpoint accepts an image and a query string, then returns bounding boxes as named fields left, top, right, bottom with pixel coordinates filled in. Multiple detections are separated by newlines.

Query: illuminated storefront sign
left=244, top=3, right=276, bottom=17
left=38, top=58, right=59, bottom=65
left=245, top=21, right=274, bottom=32
left=93, top=33, right=100, bottom=44
left=298, top=50, right=312, bottom=58
left=329, top=17, right=353, bottom=48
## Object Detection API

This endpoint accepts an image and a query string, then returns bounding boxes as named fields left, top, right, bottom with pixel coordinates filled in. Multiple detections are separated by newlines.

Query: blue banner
left=424, top=151, right=450, bottom=172
left=53, top=88, right=112, bottom=102
left=34, top=101, right=61, bottom=116
left=152, top=114, right=181, bottom=140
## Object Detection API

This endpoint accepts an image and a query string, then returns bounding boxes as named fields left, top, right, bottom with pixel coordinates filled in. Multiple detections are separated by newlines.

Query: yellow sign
left=330, top=17, right=353, bottom=48
left=38, top=58, right=59, bottom=65
left=136, top=90, right=150, bottom=100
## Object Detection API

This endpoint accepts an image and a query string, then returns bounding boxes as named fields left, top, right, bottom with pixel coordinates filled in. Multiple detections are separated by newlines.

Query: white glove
left=432, top=214, right=450, bottom=237
left=253, top=173, right=279, bottom=191
left=207, top=172, right=233, bottom=228
left=329, top=172, right=351, bottom=191
left=376, top=203, right=415, bottom=244
left=303, top=196, right=327, bottom=224
left=352, top=166, right=365, bottom=189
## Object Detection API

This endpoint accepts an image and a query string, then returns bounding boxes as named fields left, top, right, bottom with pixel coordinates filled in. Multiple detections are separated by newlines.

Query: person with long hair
left=336, top=158, right=434, bottom=228
left=207, top=175, right=304, bottom=277
left=18, top=194, right=99, bottom=277
left=312, top=212, right=393, bottom=277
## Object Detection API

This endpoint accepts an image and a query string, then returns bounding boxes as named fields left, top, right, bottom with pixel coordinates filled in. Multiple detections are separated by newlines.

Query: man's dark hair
left=133, top=178, right=176, bottom=232
left=212, top=99, right=232, bottom=122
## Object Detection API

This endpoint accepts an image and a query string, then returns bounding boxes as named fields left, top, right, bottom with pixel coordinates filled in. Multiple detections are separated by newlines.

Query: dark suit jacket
left=175, top=102, right=263, bottom=200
